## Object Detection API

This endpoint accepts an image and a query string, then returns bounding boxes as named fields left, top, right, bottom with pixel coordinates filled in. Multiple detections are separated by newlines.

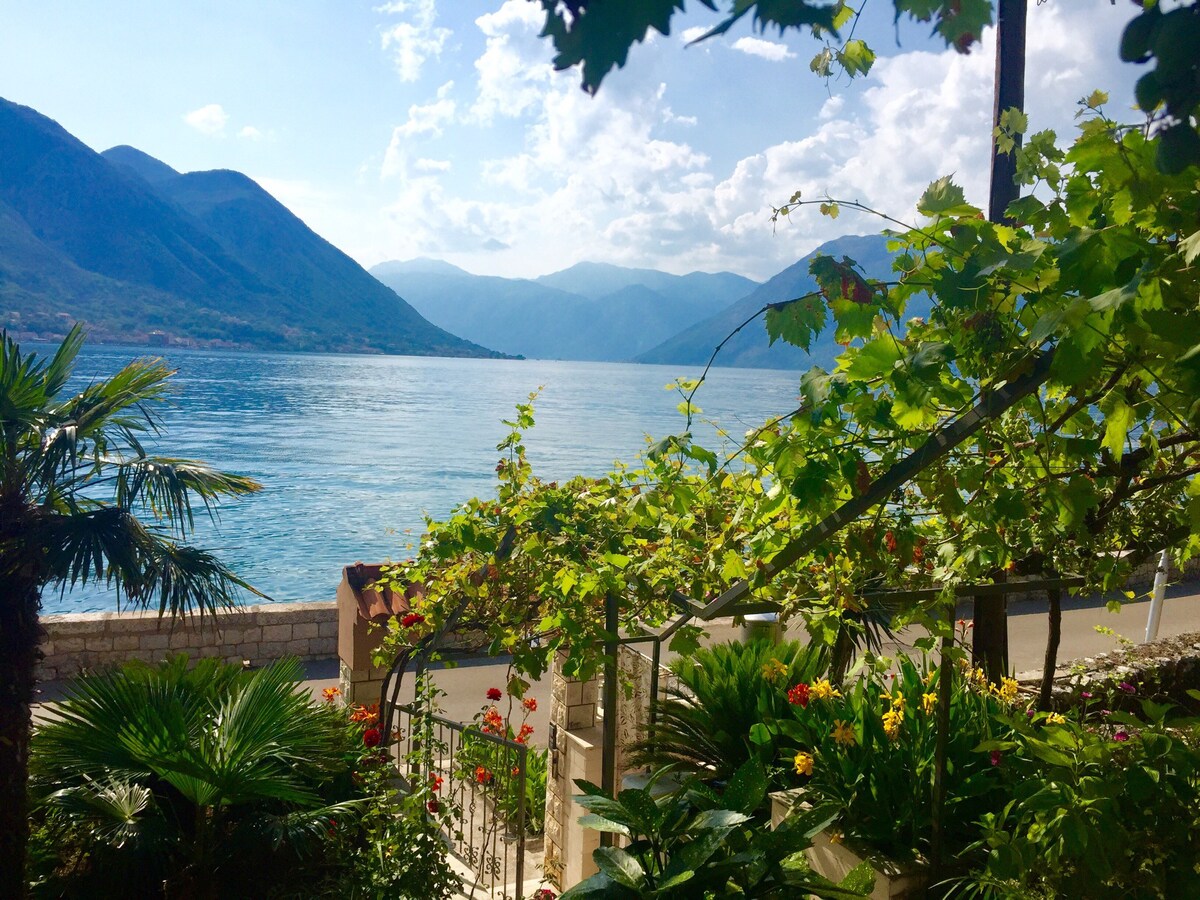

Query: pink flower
left=533, top=891, right=558, bottom=900
left=1118, top=681, right=1136, bottom=694
left=990, top=750, right=1002, bottom=767
left=487, top=687, right=503, bottom=702
left=1080, top=691, right=1093, bottom=699
left=1114, top=730, right=1129, bottom=742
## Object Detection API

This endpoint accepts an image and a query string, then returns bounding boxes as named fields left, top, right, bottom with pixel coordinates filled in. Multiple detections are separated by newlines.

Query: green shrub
left=631, top=638, right=829, bottom=782
left=560, top=762, right=874, bottom=899
left=971, top=698, right=1200, bottom=898
left=759, top=655, right=1015, bottom=862
left=28, top=656, right=359, bottom=898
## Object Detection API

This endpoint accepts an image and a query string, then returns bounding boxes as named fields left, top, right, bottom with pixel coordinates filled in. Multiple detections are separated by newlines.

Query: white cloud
left=414, top=157, right=451, bottom=172
left=468, top=0, right=553, bottom=124
left=680, top=26, right=709, bottom=44
left=731, top=37, right=795, bottom=62
left=351, top=0, right=1133, bottom=280
left=238, top=125, right=266, bottom=141
left=382, top=81, right=457, bottom=178
left=183, top=103, right=228, bottom=136
left=378, top=0, right=451, bottom=82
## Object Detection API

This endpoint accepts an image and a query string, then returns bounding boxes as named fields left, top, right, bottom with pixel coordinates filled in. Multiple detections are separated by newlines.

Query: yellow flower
left=998, top=677, right=1019, bottom=705
left=761, top=658, right=788, bottom=683
left=889, top=693, right=907, bottom=712
left=1044, top=712, right=1066, bottom=725
left=811, top=679, right=842, bottom=701
left=831, top=719, right=857, bottom=747
left=882, top=708, right=903, bottom=741
left=793, top=750, right=814, bottom=776
left=922, top=692, right=937, bottom=716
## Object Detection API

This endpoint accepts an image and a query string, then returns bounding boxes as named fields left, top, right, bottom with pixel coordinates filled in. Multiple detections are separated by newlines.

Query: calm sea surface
left=44, top=345, right=801, bottom=613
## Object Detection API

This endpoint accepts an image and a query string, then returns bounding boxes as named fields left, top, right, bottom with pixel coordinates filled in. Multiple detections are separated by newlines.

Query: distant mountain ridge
left=638, top=234, right=910, bottom=370
left=0, top=97, right=502, bottom=357
left=370, top=258, right=759, bottom=362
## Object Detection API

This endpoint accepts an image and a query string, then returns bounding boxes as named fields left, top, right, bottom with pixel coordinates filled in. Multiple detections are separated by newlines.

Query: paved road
left=36, top=583, right=1200, bottom=733
left=299, top=581, right=1200, bottom=729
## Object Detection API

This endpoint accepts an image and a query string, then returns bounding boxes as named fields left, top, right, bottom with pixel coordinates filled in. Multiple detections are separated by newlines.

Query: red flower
left=487, top=687, right=503, bottom=701
left=429, top=774, right=443, bottom=791
left=482, top=707, right=504, bottom=734
left=1114, top=730, right=1130, bottom=742
left=427, top=799, right=440, bottom=814
left=362, top=727, right=382, bottom=748
left=522, top=697, right=538, bottom=713
left=516, top=723, right=534, bottom=743
left=990, top=750, right=1002, bottom=767
left=475, top=766, right=493, bottom=784
left=533, top=890, right=558, bottom=900
left=401, top=612, right=425, bottom=629
left=787, top=683, right=811, bottom=707
left=884, top=530, right=898, bottom=553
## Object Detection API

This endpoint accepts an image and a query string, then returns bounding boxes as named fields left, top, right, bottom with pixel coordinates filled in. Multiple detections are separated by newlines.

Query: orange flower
left=349, top=703, right=380, bottom=725
left=522, top=697, right=538, bottom=713
left=321, top=686, right=341, bottom=703
left=475, top=766, right=493, bottom=784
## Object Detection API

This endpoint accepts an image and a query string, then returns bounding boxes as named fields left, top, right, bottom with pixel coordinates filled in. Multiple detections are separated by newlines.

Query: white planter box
left=770, top=790, right=928, bottom=900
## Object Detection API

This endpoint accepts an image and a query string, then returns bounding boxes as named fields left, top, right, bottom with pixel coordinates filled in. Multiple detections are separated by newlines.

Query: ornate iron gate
left=393, top=701, right=530, bottom=899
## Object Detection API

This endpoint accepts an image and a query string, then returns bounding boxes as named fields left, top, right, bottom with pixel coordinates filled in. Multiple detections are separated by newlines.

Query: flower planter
left=770, top=790, right=929, bottom=900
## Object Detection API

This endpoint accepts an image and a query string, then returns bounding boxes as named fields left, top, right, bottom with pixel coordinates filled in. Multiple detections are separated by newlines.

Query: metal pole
left=515, top=742, right=527, bottom=893
left=1145, top=549, right=1170, bottom=643
left=600, top=592, right=619, bottom=847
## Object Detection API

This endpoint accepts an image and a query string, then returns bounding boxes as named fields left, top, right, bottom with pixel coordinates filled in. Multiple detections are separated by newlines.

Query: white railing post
left=1144, top=549, right=1170, bottom=643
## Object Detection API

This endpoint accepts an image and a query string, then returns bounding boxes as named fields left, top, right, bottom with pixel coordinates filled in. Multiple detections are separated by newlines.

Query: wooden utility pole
left=975, top=0, right=1028, bottom=678
left=988, top=0, right=1028, bottom=223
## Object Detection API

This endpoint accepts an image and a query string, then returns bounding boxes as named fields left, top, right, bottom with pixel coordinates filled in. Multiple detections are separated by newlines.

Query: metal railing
left=394, top=701, right=529, bottom=899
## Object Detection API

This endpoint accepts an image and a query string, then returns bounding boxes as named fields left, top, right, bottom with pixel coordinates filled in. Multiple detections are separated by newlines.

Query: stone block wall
left=38, top=601, right=338, bottom=681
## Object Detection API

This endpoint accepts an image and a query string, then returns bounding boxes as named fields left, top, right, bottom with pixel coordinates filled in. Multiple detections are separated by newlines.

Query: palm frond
left=33, top=507, right=265, bottom=615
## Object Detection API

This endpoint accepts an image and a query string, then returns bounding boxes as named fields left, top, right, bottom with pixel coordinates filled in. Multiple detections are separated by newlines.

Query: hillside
left=637, top=234, right=916, bottom=370
left=370, top=259, right=758, bottom=362
left=0, top=98, right=502, bottom=357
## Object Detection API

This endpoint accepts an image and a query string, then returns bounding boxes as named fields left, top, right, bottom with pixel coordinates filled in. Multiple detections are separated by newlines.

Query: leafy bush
left=29, top=657, right=460, bottom=899
left=560, top=762, right=873, bottom=898
left=971, top=698, right=1200, bottom=898
left=758, top=655, right=1015, bottom=862
left=28, top=656, right=358, bottom=898
left=631, top=638, right=828, bottom=782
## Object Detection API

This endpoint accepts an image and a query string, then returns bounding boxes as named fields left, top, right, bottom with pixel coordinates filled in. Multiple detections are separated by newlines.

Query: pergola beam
left=693, top=348, right=1057, bottom=620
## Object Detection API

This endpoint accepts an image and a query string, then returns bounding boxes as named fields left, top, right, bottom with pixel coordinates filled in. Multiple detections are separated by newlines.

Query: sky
left=0, top=1, right=1140, bottom=281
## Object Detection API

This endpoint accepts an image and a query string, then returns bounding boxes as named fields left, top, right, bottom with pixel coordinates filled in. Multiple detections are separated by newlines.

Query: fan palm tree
left=29, top=656, right=358, bottom=899
left=0, top=326, right=261, bottom=896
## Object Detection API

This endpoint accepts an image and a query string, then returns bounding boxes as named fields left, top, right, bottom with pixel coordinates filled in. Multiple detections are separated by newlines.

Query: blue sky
left=0, top=1, right=1137, bottom=280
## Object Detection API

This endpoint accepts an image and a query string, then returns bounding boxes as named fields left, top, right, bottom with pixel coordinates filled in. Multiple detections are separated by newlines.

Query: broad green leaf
left=1099, top=391, right=1136, bottom=462
left=722, top=758, right=768, bottom=814
left=918, top=176, right=974, bottom=217
left=592, top=846, right=645, bottom=890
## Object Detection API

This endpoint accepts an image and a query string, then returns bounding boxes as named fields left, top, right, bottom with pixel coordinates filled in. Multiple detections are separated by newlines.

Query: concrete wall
left=37, top=601, right=337, bottom=681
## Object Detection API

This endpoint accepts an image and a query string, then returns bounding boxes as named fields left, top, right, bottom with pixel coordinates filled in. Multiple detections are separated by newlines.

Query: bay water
left=46, top=345, right=801, bottom=613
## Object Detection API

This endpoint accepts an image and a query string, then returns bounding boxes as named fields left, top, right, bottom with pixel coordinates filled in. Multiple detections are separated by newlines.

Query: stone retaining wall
left=38, top=601, right=337, bottom=681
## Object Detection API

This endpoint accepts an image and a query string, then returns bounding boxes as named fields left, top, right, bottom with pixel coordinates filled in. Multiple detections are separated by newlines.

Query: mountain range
left=0, top=95, right=903, bottom=370
left=371, top=234, right=897, bottom=369
left=369, top=259, right=757, bottom=361
left=0, top=97, right=500, bottom=357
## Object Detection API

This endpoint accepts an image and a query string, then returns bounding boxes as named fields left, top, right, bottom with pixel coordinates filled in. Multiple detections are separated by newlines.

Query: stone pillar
left=336, top=565, right=397, bottom=704
left=543, top=654, right=602, bottom=890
